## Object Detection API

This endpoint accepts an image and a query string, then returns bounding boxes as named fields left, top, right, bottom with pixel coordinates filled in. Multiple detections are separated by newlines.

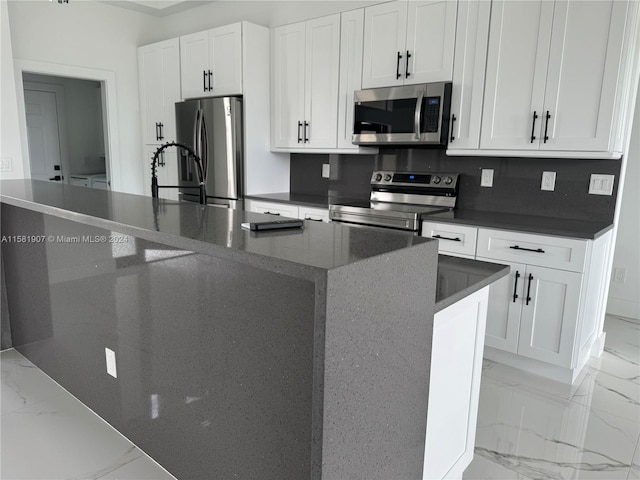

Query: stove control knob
left=444, top=176, right=453, bottom=185
left=432, top=176, right=441, bottom=184
left=374, top=173, right=383, bottom=182
left=384, top=174, right=392, bottom=181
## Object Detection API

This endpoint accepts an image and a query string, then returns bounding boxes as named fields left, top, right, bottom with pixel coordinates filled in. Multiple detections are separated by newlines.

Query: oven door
left=329, top=204, right=421, bottom=232
left=352, top=82, right=451, bottom=146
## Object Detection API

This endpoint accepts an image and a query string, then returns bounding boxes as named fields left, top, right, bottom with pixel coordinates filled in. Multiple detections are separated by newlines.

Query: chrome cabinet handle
left=510, top=245, right=545, bottom=253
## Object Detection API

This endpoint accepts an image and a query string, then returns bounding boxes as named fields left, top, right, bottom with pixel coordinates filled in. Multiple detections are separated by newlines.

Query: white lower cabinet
left=423, top=220, right=612, bottom=383
left=245, top=199, right=329, bottom=222
left=424, top=287, right=489, bottom=479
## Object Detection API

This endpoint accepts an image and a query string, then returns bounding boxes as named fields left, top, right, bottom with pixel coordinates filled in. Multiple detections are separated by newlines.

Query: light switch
left=481, top=169, right=493, bottom=187
left=322, top=164, right=330, bottom=179
left=105, top=348, right=117, bottom=378
left=588, top=174, right=615, bottom=195
left=541, top=171, right=556, bottom=191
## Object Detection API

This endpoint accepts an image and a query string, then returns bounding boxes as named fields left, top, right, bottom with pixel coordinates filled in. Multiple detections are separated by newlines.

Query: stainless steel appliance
left=329, top=171, right=459, bottom=234
left=352, top=82, right=452, bottom=146
left=175, top=96, right=243, bottom=207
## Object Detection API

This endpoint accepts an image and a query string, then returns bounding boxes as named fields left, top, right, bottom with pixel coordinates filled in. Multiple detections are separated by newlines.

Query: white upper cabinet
left=271, top=14, right=340, bottom=149
left=481, top=0, right=632, bottom=155
left=480, top=0, right=554, bottom=150
left=447, top=0, right=492, bottom=149
left=540, top=0, right=628, bottom=152
left=337, top=9, right=365, bottom=149
left=138, top=38, right=181, bottom=145
left=362, top=0, right=457, bottom=88
left=180, top=23, right=242, bottom=99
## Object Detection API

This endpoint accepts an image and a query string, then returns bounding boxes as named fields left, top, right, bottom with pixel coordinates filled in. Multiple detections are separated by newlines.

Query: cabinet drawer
left=245, top=200, right=299, bottom=218
left=299, top=206, right=329, bottom=222
left=477, top=228, right=587, bottom=272
left=421, top=222, right=478, bottom=257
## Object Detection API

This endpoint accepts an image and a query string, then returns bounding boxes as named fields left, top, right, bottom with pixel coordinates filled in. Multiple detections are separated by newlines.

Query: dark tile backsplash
left=290, top=149, right=621, bottom=223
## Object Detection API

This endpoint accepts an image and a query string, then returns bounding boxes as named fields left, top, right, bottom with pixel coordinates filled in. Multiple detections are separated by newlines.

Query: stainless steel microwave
left=352, top=82, right=452, bottom=146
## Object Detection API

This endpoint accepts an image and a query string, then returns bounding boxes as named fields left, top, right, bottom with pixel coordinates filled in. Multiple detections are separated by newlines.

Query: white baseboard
left=606, top=296, right=640, bottom=320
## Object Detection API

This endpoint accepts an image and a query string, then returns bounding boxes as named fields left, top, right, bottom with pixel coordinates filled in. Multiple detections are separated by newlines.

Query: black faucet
left=151, top=142, right=207, bottom=204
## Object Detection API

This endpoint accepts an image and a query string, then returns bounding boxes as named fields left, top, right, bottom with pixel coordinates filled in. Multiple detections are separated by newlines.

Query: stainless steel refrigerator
left=175, top=96, right=243, bottom=208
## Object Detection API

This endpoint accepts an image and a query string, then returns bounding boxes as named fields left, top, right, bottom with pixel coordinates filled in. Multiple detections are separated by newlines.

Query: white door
left=517, top=266, right=582, bottom=368
left=160, top=39, right=181, bottom=144
left=209, top=23, right=243, bottom=96
left=337, top=9, right=364, bottom=149
left=540, top=0, right=628, bottom=152
left=271, top=22, right=306, bottom=148
left=24, top=90, right=63, bottom=182
left=448, top=0, right=492, bottom=149
left=180, top=30, right=209, bottom=99
left=362, top=1, right=407, bottom=88
left=304, top=14, right=340, bottom=148
left=483, top=261, right=525, bottom=353
left=480, top=0, right=554, bottom=150
left=405, top=0, right=457, bottom=85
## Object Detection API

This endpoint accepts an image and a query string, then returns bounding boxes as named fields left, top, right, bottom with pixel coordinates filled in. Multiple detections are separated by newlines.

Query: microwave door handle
left=414, top=92, right=424, bottom=140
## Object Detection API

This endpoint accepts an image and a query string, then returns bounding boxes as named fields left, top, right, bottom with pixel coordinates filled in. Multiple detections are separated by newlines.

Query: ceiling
left=99, top=0, right=216, bottom=17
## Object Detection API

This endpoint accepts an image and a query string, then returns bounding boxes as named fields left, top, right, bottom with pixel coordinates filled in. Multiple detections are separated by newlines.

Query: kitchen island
left=1, top=180, right=507, bottom=480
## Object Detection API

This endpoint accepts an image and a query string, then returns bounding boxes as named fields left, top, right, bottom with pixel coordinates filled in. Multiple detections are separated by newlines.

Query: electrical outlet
left=0, top=158, right=13, bottom=172
left=588, top=174, right=615, bottom=195
left=613, top=267, right=627, bottom=284
left=105, top=348, right=117, bottom=378
left=322, top=164, right=330, bottom=179
left=481, top=169, right=493, bottom=187
left=541, top=171, right=556, bottom=191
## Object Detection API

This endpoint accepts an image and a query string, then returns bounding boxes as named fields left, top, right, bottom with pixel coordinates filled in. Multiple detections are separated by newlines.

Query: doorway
left=22, top=73, right=108, bottom=189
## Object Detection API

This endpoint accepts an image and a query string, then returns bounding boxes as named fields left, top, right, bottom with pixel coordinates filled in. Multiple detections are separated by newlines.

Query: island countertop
left=0, top=180, right=431, bottom=278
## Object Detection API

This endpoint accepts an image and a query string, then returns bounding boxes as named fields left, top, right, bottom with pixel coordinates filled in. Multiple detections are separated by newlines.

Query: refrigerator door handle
left=200, top=111, right=209, bottom=182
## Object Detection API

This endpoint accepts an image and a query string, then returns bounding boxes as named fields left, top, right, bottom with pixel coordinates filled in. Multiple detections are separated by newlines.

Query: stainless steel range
left=329, top=171, right=459, bottom=233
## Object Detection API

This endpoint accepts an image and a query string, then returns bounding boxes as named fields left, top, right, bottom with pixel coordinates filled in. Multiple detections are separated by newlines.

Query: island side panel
left=321, top=240, right=438, bottom=480
left=1, top=205, right=317, bottom=480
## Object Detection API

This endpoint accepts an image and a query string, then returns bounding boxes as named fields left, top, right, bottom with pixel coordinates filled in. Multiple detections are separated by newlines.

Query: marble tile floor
left=1, top=314, right=638, bottom=480
left=0, top=348, right=176, bottom=480
left=464, top=314, right=640, bottom=480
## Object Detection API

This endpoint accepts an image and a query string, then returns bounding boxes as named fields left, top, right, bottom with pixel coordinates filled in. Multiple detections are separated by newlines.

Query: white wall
left=0, top=0, right=25, bottom=179
left=7, top=0, right=160, bottom=194
left=608, top=90, right=640, bottom=320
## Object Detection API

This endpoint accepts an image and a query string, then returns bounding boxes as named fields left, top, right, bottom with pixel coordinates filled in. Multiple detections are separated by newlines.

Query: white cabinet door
left=209, top=23, right=243, bottom=96
left=481, top=260, right=525, bottom=354
left=405, top=0, right=457, bottom=85
left=304, top=15, right=340, bottom=148
left=138, top=38, right=181, bottom=145
left=298, top=206, right=329, bottom=223
left=362, top=1, right=407, bottom=88
left=517, top=265, right=582, bottom=368
left=271, top=22, right=306, bottom=148
left=337, top=9, right=365, bottom=149
left=245, top=200, right=299, bottom=218
left=180, top=31, right=209, bottom=99
left=480, top=0, right=554, bottom=150
left=540, top=0, right=628, bottom=152
left=448, top=0, right=491, bottom=149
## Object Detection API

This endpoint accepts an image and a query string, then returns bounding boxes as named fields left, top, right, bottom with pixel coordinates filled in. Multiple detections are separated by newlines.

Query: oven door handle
left=414, top=91, right=424, bottom=140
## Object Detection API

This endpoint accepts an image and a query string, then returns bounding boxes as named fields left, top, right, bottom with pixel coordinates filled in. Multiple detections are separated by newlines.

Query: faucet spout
left=151, top=142, right=207, bottom=204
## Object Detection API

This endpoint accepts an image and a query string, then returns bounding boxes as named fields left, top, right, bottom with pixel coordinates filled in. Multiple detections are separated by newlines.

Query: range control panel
left=370, top=171, right=459, bottom=189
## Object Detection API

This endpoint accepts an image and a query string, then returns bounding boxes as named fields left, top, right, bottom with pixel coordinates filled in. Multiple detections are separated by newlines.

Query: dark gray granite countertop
left=0, top=180, right=430, bottom=279
left=426, top=208, right=613, bottom=240
left=245, top=192, right=329, bottom=209
left=435, top=255, right=509, bottom=313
